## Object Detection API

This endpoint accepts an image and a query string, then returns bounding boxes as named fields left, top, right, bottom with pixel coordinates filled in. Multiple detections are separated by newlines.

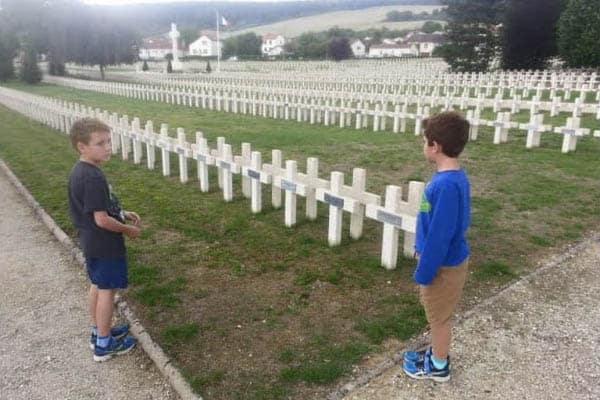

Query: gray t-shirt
left=67, top=161, right=126, bottom=258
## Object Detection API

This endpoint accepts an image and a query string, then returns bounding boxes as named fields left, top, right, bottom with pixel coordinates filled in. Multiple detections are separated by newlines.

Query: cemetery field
left=227, top=5, right=443, bottom=38
left=1, top=81, right=599, bottom=400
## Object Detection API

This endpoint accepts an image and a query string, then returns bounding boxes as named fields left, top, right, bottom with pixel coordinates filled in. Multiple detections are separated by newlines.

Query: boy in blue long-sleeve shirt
left=403, top=111, right=470, bottom=382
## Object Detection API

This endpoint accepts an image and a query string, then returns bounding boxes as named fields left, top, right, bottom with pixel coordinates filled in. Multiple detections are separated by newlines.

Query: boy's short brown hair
left=69, top=118, right=111, bottom=152
left=423, top=111, right=469, bottom=158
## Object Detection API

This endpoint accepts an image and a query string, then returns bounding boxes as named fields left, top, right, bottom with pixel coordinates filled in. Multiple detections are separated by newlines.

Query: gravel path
left=339, top=232, right=600, bottom=400
left=0, top=169, right=177, bottom=400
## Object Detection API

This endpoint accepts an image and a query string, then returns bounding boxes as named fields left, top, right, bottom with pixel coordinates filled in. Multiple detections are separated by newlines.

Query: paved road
left=0, top=168, right=177, bottom=400
left=340, top=231, right=600, bottom=400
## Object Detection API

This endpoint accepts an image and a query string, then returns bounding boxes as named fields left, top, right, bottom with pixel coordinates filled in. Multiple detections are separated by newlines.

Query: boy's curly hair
left=423, top=111, right=469, bottom=158
left=69, top=118, right=111, bottom=152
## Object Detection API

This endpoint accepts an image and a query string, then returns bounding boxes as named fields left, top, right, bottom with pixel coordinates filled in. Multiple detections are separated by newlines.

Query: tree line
left=222, top=23, right=444, bottom=61
left=0, top=0, right=138, bottom=82
left=439, top=0, right=600, bottom=72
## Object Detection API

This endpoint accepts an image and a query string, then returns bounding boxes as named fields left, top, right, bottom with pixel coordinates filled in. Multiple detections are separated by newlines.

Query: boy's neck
left=79, top=156, right=101, bottom=167
left=435, top=156, right=460, bottom=172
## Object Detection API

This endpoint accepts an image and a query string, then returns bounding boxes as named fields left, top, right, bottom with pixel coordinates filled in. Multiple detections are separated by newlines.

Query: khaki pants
left=420, top=258, right=469, bottom=328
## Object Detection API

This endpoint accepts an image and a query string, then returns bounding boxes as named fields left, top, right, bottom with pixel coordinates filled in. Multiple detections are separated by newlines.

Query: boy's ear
left=76, top=141, right=85, bottom=153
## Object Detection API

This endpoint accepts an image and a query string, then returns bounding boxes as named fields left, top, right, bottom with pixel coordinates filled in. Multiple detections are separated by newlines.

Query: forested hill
left=92, top=0, right=441, bottom=37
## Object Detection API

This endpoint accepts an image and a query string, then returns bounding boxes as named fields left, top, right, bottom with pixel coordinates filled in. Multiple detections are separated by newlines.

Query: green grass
left=1, top=80, right=599, bottom=399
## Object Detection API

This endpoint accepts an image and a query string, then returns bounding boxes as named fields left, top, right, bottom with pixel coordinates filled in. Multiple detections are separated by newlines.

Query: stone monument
left=169, top=23, right=183, bottom=71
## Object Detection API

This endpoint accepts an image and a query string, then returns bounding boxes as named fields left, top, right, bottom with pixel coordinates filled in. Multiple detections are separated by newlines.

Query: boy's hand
left=124, top=211, right=141, bottom=226
left=124, top=225, right=141, bottom=238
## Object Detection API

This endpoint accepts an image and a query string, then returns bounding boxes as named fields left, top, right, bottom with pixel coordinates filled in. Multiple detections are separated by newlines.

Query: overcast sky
left=83, top=0, right=304, bottom=4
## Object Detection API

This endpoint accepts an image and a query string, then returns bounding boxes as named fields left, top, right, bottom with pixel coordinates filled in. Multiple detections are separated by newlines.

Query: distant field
left=227, top=5, right=445, bottom=38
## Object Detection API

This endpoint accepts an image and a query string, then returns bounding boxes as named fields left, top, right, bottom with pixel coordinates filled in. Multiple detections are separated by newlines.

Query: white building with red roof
left=139, top=33, right=186, bottom=60
left=261, top=33, right=285, bottom=57
left=189, top=31, right=223, bottom=57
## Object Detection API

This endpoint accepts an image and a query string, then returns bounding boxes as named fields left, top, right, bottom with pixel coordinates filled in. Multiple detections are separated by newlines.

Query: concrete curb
left=0, top=159, right=201, bottom=400
left=328, top=228, right=600, bottom=400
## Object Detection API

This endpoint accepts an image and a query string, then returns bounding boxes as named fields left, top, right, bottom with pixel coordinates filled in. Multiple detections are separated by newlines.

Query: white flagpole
left=216, top=11, right=221, bottom=73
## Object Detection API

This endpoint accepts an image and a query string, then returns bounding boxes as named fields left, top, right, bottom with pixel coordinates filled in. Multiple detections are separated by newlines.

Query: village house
left=261, top=33, right=285, bottom=57
left=350, top=39, right=366, bottom=58
left=139, top=33, right=186, bottom=60
left=404, top=32, right=445, bottom=56
left=189, top=31, right=223, bottom=57
left=368, top=43, right=418, bottom=58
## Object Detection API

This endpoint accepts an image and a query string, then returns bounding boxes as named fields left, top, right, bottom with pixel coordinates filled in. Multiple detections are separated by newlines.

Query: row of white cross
left=0, top=86, right=424, bottom=270
left=143, top=71, right=600, bottom=105
left=47, top=74, right=600, bottom=117
left=72, top=58, right=599, bottom=98
left=466, top=109, right=599, bottom=153
left=43, top=76, right=600, bottom=153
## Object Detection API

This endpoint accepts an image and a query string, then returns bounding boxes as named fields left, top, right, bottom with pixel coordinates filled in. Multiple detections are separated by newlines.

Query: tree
left=142, top=60, right=149, bottom=71
left=422, top=21, right=444, bottom=34
left=206, top=60, right=212, bottom=73
left=65, top=10, right=138, bottom=80
left=166, top=59, right=173, bottom=73
left=223, top=33, right=261, bottom=59
left=327, top=37, right=352, bottom=61
left=179, top=27, right=198, bottom=50
left=0, top=28, right=19, bottom=81
left=438, top=0, right=504, bottom=72
left=386, top=10, right=415, bottom=22
left=296, top=32, right=327, bottom=59
left=502, top=0, right=564, bottom=70
left=558, top=0, right=600, bottom=68
left=19, top=45, right=42, bottom=84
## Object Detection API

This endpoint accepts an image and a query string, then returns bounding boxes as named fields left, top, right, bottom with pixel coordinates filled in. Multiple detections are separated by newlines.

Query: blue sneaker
left=403, top=346, right=431, bottom=363
left=90, top=324, right=130, bottom=350
left=93, top=335, right=137, bottom=362
left=403, top=351, right=450, bottom=382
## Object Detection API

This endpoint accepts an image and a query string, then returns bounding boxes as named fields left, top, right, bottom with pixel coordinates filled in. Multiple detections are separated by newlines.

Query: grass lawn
left=1, top=81, right=599, bottom=399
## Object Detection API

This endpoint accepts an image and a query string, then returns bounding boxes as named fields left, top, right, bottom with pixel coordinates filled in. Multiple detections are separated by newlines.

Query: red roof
left=262, top=33, right=282, bottom=40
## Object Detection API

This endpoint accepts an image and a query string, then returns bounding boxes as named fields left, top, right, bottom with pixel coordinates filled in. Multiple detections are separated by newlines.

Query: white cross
left=241, top=151, right=272, bottom=214
left=365, top=182, right=424, bottom=269
left=190, top=132, right=215, bottom=193
left=296, top=157, right=329, bottom=221
left=339, top=168, right=380, bottom=240
left=210, top=137, right=226, bottom=189
left=214, top=144, right=241, bottom=202
left=519, top=113, right=549, bottom=148
left=263, top=149, right=284, bottom=209
left=141, top=121, right=156, bottom=170
left=316, top=172, right=360, bottom=247
left=175, top=127, right=192, bottom=184
left=489, top=112, right=513, bottom=144
left=466, top=109, right=481, bottom=141
left=155, top=123, right=174, bottom=177
left=272, top=160, right=307, bottom=227
left=414, top=106, right=428, bottom=136
left=553, top=117, right=590, bottom=153
left=233, top=143, right=252, bottom=199
left=119, top=116, right=131, bottom=160
left=131, top=118, right=143, bottom=165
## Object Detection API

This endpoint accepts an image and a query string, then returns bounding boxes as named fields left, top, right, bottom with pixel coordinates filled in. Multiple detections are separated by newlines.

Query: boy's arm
left=94, top=211, right=140, bottom=238
left=413, top=184, right=459, bottom=285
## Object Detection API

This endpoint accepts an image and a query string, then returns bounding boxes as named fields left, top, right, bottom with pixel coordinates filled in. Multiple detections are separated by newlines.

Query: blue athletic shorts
left=85, top=257, right=128, bottom=289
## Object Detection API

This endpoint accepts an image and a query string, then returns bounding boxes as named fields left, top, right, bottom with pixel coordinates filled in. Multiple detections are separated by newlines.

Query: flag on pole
left=220, top=16, right=229, bottom=27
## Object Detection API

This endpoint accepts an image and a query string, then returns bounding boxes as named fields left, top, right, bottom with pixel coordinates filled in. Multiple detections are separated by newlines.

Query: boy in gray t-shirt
left=67, top=118, right=141, bottom=362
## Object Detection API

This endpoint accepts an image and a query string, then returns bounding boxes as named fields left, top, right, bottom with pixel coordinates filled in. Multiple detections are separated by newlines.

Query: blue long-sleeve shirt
left=413, top=169, right=470, bottom=285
